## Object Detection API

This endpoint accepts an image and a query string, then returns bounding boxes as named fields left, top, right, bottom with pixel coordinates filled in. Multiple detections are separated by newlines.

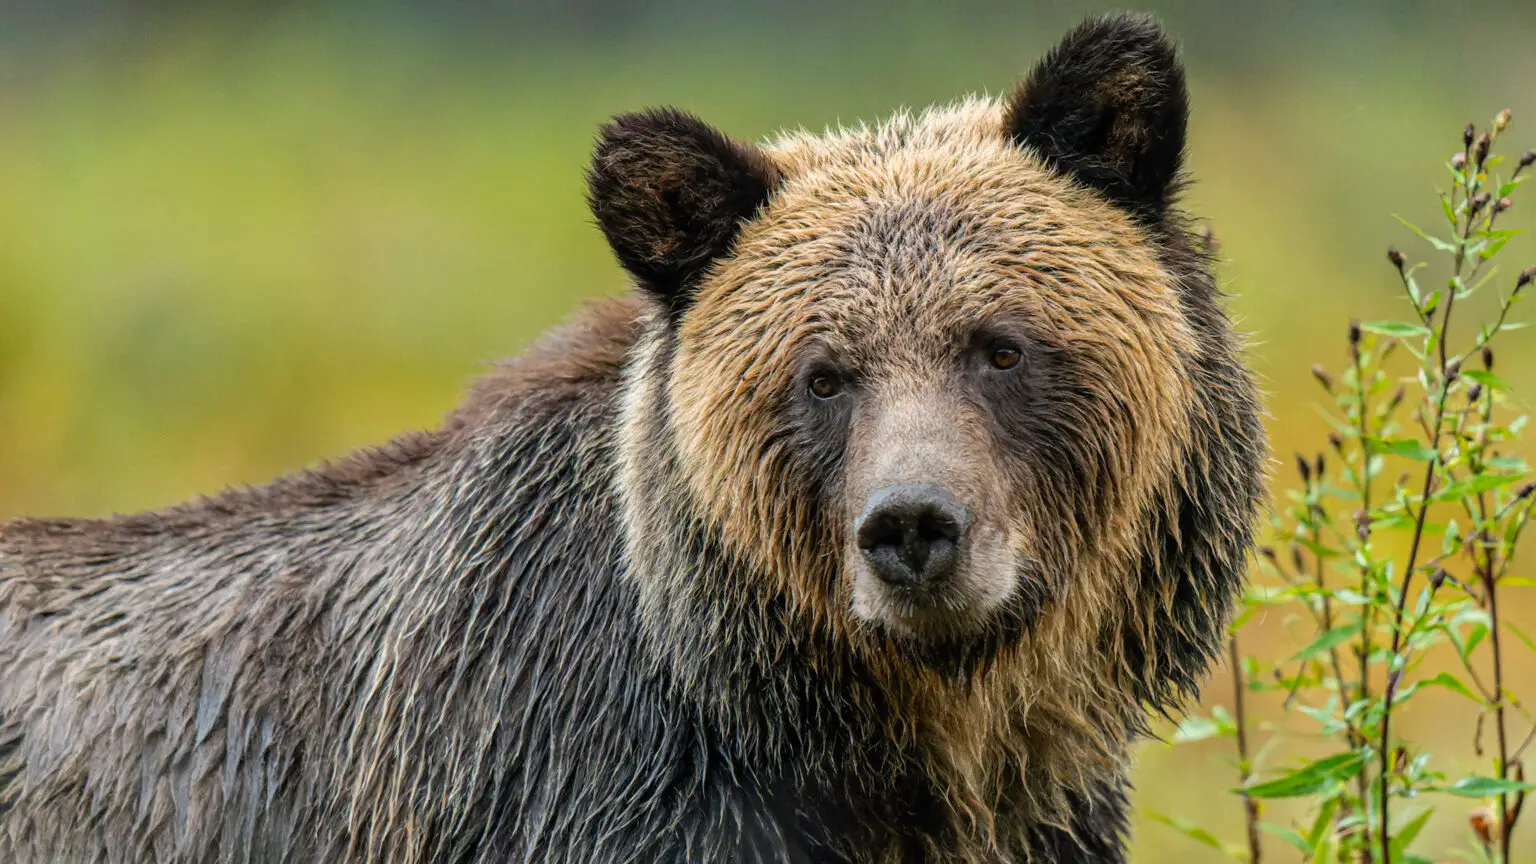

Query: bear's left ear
left=586, top=108, right=779, bottom=318
left=1004, top=13, right=1187, bottom=222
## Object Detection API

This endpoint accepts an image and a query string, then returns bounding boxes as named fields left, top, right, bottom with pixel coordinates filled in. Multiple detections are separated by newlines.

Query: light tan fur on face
left=622, top=97, right=1205, bottom=855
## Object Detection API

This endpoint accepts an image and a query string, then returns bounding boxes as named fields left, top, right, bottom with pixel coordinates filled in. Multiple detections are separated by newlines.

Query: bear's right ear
left=586, top=108, right=779, bottom=319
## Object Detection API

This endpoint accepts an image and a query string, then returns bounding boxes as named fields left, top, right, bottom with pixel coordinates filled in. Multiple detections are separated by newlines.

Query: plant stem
left=1310, top=506, right=1371, bottom=841
left=1352, top=337, right=1377, bottom=860
left=1478, top=483, right=1512, bottom=861
left=1377, top=342, right=1453, bottom=863
left=1230, top=635, right=1261, bottom=864
left=1490, top=558, right=1511, bottom=861
left=1378, top=137, right=1478, bottom=864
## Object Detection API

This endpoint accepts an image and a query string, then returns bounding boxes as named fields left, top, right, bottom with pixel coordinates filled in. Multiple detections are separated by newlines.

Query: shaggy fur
left=0, top=13, right=1265, bottom=864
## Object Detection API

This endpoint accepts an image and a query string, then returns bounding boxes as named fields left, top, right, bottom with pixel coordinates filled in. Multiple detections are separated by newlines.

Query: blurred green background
left=3, top=1, right=1536, bottom=859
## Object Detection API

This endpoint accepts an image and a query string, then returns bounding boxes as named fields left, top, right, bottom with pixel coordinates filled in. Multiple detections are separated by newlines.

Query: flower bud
left=1518, top=267, right=1535, bottom=292
left=1388, top=246, right=1406, bottom=270
left=1452, top=152, right=1468, bottom=171
left=1328, top=432, right=1344, bottom=452
left=1474, top=133, right=1492, bottom=167
left=1291, top=545, right=1306, bottom=574
left=1471, top=191, right=1492, bottom=215
left=1495, top=109, right=1513, bottom=133
left=1447, top=359, right=1461, bottom=383
left=1465, top=123, right=1477, bottom=149
left=1259, top=545, right=1278, bottom=563
left=1296, top=454, right=1312, bottom=485
left=1495, top=197, right=1514, bottom=214
left=1314, top=453, right=1326, bottom=478
left=1349, top=319, right=1362, bottom=346
left=1311, top=363, right=1334, bottom=392
left=1471, top=807, right=1495, bottom=847
left=1468, top=383, right=1483, bottom=403
left=1483, top=346, right=1495, bottom=369
left=1522, top=149, right=1536, bottom=169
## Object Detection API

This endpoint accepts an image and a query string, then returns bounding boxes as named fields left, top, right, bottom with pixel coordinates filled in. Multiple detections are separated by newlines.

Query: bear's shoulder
left=450, top=292, right=645, bottom=427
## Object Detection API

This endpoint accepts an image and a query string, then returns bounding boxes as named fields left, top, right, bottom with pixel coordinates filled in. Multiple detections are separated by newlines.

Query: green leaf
left=1305, top=797, right=1340, bottom=850
left=1462, top=369, right=1511, bottom=392
left=1360, top=320, right=1431, bottom=339
left=1290, top=623, right=1362, bottom=662
left=1260, top=822, right=1312, bottom=855
left=1389, top=808, right=1435, bottom=860
left=1146, top=812, right=1227, bottom=853
left=1373, top=511, right=1419, bottom=533
left=1480, top=234, right=1512, bottom=260
left=1507, top=622, right=1536, bottom=656
left=1172, top=715, right=1223, bottom=743
left=1372, top=437, right=1439, bottom=462
left=1443, top=775, right=1536, bottom=797
left=1434, top=473, right=1521, bottom=502
left=1464, top=623, right=1489, bottom=657
left=1420, top=671, right=1484, bottom=705
left=1295, top=536, right=1342, bottom=559
left=1440, top=193, right=1458, bottom=229
left=1394, top=215, right=1461, bottom=253
left=1243, top=750, right=1366, bottom=799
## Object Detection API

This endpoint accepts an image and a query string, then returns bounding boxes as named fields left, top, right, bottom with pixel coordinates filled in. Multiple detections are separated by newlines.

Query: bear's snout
left=854, top=482, right=972, bottom=589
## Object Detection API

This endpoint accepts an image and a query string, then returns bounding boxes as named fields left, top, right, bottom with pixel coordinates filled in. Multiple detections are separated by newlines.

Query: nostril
left=856, top=511, right=904, bottom=552
left=916, top=509, right=960, bottom=544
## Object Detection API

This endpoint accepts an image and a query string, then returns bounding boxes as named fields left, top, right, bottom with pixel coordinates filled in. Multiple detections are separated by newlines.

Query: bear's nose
left=855, top=483, right=973, bottom=588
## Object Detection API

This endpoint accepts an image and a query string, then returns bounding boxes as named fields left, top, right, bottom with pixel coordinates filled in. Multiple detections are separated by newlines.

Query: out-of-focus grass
left=2, top=7, right=1535, bottom=861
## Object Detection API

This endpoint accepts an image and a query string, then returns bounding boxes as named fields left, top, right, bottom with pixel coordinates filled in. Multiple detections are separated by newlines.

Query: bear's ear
left=1004, top=13, right=1187, bottom=222
left=586, top=108, right=779, bottom=318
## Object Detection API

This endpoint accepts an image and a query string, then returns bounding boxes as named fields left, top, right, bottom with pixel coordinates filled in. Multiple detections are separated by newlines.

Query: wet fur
left=0, top=13, right=1265, bottom=864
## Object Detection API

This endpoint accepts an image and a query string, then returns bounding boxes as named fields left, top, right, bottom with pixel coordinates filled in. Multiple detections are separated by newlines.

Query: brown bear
left=0, top=12, right=1265, bottom=863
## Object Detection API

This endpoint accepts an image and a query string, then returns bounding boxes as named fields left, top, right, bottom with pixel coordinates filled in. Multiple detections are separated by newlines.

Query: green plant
left=1157, top=111, right=1536, bottom=862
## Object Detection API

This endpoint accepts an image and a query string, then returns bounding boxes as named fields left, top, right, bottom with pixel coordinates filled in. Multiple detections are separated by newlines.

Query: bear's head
left=594, top=13, right=1265, bottom=739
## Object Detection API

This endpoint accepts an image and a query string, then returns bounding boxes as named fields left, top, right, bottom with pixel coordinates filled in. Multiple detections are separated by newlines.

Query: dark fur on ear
left=586, top=108, right=779, bottom=317
left=1005, top=12, right=1188, bottom=221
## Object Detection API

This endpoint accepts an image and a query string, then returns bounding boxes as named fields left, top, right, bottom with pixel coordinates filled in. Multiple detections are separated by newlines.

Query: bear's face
left=595, top=14, right=1257, bottom=688
left=664, top=106, right=1197, bottom=664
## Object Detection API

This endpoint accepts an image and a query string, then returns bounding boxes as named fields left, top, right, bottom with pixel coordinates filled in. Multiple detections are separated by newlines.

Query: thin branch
left=1230, top=635, right=1262, bottom=864
left=1352, top=330, right=1378, bottom=859
left=1380, top=133, right=1478, bottom=864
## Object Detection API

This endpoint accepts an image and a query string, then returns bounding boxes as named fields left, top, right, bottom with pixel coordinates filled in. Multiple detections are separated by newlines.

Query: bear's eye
left=808, top=372, right=844, bottom=400
left=988, top=345, right=1023, bottom=371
